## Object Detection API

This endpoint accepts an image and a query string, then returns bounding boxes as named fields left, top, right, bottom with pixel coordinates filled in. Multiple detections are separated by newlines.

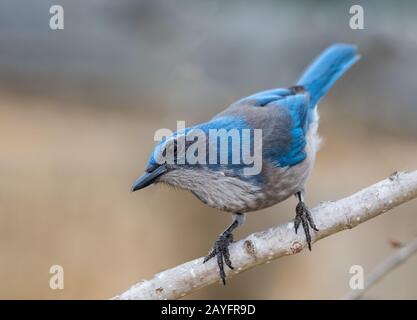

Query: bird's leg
left=294, top=191, right=319, bottom=250
left=203, top=213, right=245, bottom=285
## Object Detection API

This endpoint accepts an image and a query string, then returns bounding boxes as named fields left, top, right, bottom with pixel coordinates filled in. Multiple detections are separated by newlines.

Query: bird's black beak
left=131, top=165, right=167, bottom=192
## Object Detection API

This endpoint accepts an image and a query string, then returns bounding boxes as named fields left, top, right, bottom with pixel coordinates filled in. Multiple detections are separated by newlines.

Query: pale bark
left=345, top=236, right=417, bottom=300
left=113, top=170, right=417, bottom=300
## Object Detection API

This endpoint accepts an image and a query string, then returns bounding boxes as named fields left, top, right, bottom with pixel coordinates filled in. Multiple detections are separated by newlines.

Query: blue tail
left=296, top=44, right=360, bottom=108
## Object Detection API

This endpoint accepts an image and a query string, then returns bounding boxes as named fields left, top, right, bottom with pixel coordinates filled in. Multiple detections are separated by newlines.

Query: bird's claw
left=294, top=201, right=319, bottom=251
left=203, top=231, right=234, bottom=285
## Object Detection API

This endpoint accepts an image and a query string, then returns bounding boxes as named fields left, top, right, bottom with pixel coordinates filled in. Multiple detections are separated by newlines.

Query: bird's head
left=131, top=127, right=207, bottom=192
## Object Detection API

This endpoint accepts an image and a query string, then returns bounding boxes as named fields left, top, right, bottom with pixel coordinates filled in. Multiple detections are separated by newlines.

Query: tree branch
left=345, top=235, right=417, bottom=300
left=113, top=170, right=417, bottom=300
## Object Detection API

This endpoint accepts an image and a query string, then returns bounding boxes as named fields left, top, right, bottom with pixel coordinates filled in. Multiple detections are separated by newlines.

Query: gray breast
left=159, top=168, right=265, bottom=212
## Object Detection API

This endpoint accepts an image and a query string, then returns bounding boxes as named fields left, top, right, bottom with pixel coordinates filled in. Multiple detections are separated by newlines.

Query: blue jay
left=132, top=44, right=360, bottom=284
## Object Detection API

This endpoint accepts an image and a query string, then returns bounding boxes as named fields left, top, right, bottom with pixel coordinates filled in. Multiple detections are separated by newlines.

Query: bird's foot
left=294, top=201, right=319, bottom=251
left=203, top=230, right=234, bottom=285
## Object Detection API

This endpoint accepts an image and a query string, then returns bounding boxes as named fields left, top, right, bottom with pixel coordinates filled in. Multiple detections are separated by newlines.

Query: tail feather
left=296, top=44, right=360, bottom=108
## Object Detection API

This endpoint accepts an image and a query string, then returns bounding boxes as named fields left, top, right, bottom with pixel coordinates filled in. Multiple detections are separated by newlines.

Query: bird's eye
left=158, top=136, right=190, bottom=165
left=158, top=138, right=179, bottom=164
left=173, top=140, right=178, bottom=158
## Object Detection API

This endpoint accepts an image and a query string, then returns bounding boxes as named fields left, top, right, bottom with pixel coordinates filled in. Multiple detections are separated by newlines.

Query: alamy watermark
left=349, top=264, right=364, bottom=290
left=49, top=264, right=64, bottom=290
left=349, top=5, right=364, bottom=30
left=153, top=121, right=263, bottom=176
left=49, top=5, right=64, bottom=30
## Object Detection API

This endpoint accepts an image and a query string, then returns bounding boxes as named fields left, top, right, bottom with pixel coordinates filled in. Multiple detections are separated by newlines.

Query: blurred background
left=0, top=0, right=417, bottom=299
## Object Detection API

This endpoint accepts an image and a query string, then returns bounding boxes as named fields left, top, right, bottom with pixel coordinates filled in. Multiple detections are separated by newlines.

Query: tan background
left=0, top=0, right=416, bottom=299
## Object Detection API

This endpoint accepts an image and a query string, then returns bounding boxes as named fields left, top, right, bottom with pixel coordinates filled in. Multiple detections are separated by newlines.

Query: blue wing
left=257, top=90, right=309, bottom=167
left=218, top=86, right=310, bottom=168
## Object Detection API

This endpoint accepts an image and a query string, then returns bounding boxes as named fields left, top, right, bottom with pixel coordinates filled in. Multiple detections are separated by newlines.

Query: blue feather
left=264, top=94, right=309, bottom=167
left=239, top=88, right=292, bottom=106
left=297, top=43, right=360, bottom=108
left=196, top=116, right=266, bottom=185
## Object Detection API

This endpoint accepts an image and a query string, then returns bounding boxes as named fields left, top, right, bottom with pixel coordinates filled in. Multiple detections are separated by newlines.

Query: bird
left=131, top=43, right=360, bottom=285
